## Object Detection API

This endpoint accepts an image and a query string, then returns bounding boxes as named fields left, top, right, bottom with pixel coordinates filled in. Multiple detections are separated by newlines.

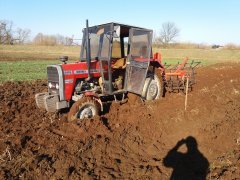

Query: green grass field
left=0, top=60, right=59, bottom=82
left=0, top=45, right=240, bottom=83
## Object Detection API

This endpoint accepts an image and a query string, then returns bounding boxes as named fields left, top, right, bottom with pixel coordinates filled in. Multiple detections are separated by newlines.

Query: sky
left=0, top=0, right=239, bottom=45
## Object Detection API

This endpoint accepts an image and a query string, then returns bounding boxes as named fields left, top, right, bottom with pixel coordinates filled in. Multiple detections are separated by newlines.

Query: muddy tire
left=67, top=97, right=100, bottom=122
left=144, top=74, right=164, bottom=100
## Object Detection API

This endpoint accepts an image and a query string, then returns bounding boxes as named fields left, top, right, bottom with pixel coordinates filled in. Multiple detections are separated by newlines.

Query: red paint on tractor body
left=61, top=57, right=161, bottom=101
left=61, top=60, right=102, bottom=100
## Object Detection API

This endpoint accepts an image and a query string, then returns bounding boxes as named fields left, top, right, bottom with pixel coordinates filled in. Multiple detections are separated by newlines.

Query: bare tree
left=0, top=20, right=14, bottom=44
left=158, top=22, right=180, bottom=47
left=16, top=28, right=31, bottom=44
left=56, top=34, right=66, bottom=45
left=33, top=33, right=43, bottom=45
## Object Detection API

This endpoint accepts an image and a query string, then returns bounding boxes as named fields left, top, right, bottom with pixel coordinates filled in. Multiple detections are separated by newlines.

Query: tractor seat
left=112, top=58, right=126, bottom=69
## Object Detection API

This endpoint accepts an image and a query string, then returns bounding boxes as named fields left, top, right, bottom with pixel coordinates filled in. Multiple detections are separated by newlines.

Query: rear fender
left=84, top=92, right=103, bottom=112
left=150, top=60, right=165, bottom=71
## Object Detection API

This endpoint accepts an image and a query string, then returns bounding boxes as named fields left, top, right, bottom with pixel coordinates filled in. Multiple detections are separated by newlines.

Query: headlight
left=56, top=83, right=59, bottom=89
left=48, top=82, right=53, bottom=88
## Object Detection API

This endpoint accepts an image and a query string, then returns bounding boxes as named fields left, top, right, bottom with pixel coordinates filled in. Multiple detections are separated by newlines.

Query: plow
left=164, top=58, right=201, bottom=93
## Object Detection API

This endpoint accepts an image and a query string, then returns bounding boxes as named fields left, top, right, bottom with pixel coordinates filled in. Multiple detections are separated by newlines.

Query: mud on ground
left=0, top=63, right=240, bottom=179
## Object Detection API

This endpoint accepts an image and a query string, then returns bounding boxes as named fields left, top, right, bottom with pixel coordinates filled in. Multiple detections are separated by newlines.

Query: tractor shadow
left=163, top=136, right=209, bottom=180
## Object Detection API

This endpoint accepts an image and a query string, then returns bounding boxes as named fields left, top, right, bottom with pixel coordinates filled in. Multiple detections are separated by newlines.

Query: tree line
left=33, top=33, right=74, bottom=46
left=0, top=19, right=180, bottom=46
left=0, top=20, right=74, bottom=46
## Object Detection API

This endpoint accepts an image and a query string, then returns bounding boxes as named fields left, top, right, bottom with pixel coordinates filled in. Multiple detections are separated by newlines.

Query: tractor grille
left=47, top=66, right=60, bottom=95
left=47, top=66, right=59, bottom=82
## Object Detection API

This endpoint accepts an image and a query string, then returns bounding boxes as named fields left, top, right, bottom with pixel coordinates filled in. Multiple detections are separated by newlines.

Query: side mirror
left=59, top=56, right=68, bottom=64
left=113, top=26, right=120, bottom=38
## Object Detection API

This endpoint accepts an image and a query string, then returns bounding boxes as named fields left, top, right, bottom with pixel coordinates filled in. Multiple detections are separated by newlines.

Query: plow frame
left=164, top=58, right=201, bottom=93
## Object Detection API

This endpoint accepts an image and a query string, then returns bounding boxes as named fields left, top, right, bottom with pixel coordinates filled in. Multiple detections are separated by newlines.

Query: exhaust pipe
left=86, top=19, right=91, bottom=81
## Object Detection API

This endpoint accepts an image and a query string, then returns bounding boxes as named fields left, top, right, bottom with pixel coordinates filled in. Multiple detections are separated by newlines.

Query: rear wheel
left=68, top=97, right=100, bottom=122
left=144, top=74, right=164, bottom=100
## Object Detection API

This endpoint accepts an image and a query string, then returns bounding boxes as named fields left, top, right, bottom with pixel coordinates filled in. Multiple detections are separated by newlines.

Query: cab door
left=124, top=28, right=153, bottom=95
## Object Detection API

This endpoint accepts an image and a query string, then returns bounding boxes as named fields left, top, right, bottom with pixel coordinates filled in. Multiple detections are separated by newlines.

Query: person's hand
left=176, top=139, right=185, bottom=147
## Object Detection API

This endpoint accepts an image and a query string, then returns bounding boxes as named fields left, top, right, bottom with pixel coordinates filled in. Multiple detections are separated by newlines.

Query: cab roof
left=92, top=22, right=150, bottom=30
left=86, top=22, right=152, bottom=37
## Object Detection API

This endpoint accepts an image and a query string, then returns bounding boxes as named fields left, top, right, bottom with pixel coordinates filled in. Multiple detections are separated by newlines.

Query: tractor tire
left=144, top=74, right=164, bottom=100
left=67, top=97, right=100, bottom=122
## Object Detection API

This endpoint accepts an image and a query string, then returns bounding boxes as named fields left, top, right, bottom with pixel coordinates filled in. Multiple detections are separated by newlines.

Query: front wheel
left=67, top=97, right=100, bottom=122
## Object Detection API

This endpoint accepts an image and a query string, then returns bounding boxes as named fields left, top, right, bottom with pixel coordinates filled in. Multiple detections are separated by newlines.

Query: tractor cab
left=80, top=22, right=153, bottom=95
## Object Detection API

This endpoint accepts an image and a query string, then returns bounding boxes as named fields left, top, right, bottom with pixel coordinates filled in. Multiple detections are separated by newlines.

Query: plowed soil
left=0, top=63, right=240, bottom=179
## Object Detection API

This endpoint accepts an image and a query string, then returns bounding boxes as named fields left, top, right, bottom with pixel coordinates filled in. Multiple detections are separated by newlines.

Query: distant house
left=212, top=44, right=223, bottom=49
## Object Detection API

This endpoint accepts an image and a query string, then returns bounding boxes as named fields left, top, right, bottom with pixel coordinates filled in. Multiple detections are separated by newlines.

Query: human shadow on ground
left=163, top=136, right=209, bottom=180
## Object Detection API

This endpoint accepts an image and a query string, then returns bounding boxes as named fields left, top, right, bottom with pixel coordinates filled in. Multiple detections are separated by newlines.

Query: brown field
left=0, top=61, right=240, bottom=179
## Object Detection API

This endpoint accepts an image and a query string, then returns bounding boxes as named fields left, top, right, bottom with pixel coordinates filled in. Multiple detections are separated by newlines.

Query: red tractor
left=35, top=20, right=198, bottom=121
